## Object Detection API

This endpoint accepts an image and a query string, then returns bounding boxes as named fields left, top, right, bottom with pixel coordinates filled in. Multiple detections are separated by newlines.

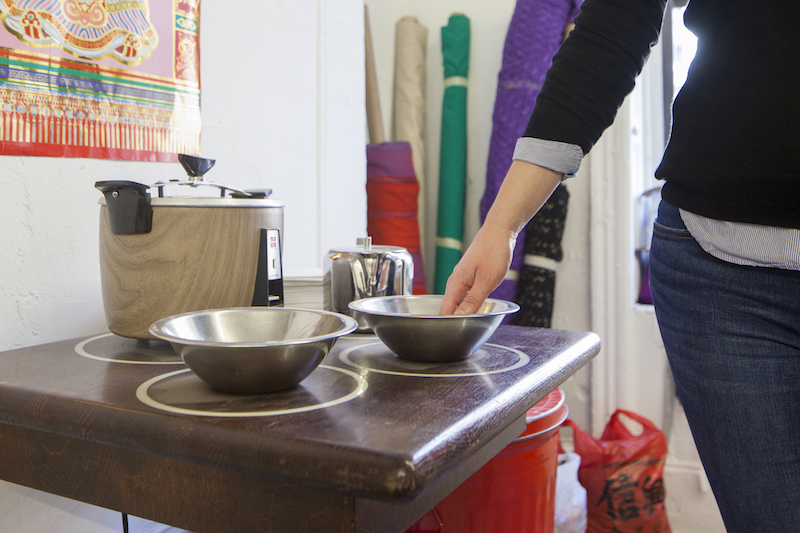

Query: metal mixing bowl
left=348, top=295, right=519, bottom=362
left=149, top=307, right=357, bottom=393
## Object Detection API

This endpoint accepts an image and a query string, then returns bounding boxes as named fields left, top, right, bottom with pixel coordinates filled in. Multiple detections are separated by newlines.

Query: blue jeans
left=649, top=200, right=800, bottom=533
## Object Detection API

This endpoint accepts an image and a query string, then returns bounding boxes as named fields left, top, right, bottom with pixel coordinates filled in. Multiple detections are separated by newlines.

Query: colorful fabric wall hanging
left=0, top=0, right=201, bottom=161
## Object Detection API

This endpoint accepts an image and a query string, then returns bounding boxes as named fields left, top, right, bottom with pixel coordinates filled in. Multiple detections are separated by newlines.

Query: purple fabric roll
left=482, top=0, right=582, bottom=305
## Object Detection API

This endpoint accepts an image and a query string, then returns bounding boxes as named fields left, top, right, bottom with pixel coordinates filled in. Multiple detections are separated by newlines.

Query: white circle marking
left=338, top=342, right=530, bottom=377
left=135, top=365, right=368, bottom=417
left=75, top=333, right=185, bottom=365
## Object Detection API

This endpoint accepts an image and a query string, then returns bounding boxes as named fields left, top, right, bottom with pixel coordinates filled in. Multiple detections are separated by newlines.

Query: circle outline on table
left=135, top=365, right=369, bottom=417
left=75, top=333, right=185, bottom=365
left=338, top=342, right=530, bottom=377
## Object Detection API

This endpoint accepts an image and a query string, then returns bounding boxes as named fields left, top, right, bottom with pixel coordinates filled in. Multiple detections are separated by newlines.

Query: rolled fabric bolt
left=434, top=14, right=470, bottom=294
left=482, top=0, right=583, bottom=309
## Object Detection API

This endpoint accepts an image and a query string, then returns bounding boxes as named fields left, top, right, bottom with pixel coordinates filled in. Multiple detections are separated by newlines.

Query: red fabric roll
left=367, top=141, right=427, bottom=294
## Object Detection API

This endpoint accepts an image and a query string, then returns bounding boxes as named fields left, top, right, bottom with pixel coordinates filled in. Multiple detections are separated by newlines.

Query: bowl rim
left=148, top=306, right=358, bottom=347
left=348, top=295, right=520, bottom=318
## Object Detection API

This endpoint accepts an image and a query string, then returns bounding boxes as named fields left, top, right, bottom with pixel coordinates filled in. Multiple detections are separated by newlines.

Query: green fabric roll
left=434, top=13, right=470, bottom=294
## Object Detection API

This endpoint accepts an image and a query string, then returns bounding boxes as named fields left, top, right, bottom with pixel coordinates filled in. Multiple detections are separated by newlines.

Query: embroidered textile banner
left=0, top=0, right=201, bottom=161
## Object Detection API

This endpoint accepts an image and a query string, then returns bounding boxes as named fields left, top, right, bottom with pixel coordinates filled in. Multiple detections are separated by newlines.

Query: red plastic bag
left=563, top=410, right=671, bottom=533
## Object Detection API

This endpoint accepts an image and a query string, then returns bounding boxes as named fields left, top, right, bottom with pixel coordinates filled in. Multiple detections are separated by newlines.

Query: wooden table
left=0, top=326, right=599, bottom=533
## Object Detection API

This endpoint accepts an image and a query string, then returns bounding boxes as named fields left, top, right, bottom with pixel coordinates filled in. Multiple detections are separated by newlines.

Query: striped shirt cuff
left=512, top=137, right=584, bottom=179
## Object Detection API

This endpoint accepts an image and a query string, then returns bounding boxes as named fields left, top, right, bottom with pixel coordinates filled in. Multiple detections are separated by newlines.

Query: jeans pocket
left=652, top=219, right=693, bottom=240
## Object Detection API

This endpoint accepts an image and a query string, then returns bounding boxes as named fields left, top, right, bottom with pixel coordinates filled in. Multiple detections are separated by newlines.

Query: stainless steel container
left=324, top=237, right=413, bottom=332
left=348, top=295, right=519, bottom=362
left=150, top=307, right=357, bottom=393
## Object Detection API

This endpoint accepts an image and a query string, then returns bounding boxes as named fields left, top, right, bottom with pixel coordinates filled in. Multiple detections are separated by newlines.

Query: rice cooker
left=95, top=154, right=285, bottom=340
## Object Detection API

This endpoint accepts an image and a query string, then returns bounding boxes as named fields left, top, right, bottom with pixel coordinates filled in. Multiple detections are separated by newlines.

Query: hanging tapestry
left=0, top=0, right=201, bottom=161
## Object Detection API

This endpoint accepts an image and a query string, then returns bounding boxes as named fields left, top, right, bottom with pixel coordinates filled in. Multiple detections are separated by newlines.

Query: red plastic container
left=407, top=387, right=568, bottom=533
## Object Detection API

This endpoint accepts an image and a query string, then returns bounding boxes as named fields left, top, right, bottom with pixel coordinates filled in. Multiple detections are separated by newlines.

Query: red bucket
left=407, top=388, right=568, bottom=533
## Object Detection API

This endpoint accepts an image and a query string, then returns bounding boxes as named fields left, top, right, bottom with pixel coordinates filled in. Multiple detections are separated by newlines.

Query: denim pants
left=649, top=200, right=800, bottom=533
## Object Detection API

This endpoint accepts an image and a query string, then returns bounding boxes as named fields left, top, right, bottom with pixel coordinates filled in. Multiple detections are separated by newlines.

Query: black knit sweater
left=523, top=0, right=800, bottom=228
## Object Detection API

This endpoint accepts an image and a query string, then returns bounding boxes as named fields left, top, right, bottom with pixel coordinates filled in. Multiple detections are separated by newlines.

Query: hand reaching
left=439, top=223, right=516, bottom=315
left=437, top=160, right=563, bottom=316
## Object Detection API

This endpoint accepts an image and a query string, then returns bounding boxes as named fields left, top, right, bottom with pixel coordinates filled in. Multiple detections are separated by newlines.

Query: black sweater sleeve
left=523, top=0, right=668, bottom=154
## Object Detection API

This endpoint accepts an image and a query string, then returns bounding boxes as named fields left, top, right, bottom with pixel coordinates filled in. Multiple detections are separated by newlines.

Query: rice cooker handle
left=95, top=180, right=153, bottom=234
left=178, top=154, right=215, bottom=181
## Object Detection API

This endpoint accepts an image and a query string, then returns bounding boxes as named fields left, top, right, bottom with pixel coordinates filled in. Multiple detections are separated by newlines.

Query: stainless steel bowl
left=149, top=307, right=357, bottom=393
left=348, top=295, right=519, bottom=362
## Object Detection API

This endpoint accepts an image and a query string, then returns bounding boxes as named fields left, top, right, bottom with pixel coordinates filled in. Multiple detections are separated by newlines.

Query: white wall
left=200, top=0, right=367, bottom=276
left=0, top=0, right=365, bottom=530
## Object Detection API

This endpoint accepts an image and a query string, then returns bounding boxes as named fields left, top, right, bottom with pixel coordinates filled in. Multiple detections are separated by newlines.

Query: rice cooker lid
left=95, top=155, right=284, bottom=234
left=95, top=153, right=284, bottom=208
left=98, top=195, right=284, bottom=208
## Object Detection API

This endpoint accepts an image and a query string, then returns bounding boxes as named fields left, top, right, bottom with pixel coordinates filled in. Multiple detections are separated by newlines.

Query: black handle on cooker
left=95, top=181, right=153, bottom=234
left=178, top=154, right=216, bottom=179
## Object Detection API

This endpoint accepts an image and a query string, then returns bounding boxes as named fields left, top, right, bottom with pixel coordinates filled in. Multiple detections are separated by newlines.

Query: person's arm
left=439, top=160, right=563, bottom=315
left=525, top=0, right=668, bottom=153
left=440, top=0, right=667, bottom=315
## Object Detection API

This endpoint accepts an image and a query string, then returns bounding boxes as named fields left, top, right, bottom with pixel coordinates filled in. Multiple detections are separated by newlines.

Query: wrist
left=484, top=161, right=563, bottom=234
